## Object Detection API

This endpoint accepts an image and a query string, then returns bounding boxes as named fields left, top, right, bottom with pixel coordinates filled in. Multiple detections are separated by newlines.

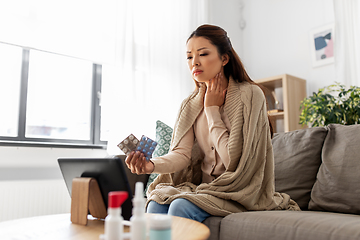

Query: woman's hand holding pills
left=125, top=151, right=155, bottom=175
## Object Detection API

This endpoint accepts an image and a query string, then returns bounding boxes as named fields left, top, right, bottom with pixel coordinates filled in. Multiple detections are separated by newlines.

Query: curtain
left=333, top=0, right=360, bottom=87
left=103, top=0, right=209, bottom=155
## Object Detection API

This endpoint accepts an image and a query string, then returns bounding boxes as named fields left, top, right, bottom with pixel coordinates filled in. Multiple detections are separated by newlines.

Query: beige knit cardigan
left=147, top=77, right=300, bottom=216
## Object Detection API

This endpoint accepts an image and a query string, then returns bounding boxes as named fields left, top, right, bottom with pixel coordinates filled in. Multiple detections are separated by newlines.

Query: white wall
left=208, top=0, right=244, bottom=57
left=208, top=0, right=336, bottom=95
left=242, top=0, right=336, bottom=95
left=0, top=147, right=107, bottom=168
left=0, top=145, right=107, bottom=168
left=0, top=146, right=107, bottom=183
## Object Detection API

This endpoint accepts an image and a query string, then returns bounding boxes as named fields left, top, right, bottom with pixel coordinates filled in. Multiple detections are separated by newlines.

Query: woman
left=125, top=24, right=300, bottom=222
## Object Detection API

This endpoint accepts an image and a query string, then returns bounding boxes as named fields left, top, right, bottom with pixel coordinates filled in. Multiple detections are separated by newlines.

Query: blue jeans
left=146, top=198, right=211, bottom=222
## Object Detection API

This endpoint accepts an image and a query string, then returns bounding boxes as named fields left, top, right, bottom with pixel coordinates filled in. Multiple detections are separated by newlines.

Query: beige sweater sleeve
left=152, top=127, right=194, bottom=174
left=204, top=106, right=230, bottom=169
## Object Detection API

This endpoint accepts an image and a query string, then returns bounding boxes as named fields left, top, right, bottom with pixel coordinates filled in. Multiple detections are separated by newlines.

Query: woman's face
left=186, top=36, right=226, bottom=84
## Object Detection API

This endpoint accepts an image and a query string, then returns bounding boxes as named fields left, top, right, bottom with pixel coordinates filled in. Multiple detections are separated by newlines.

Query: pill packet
left=117, top=134, right=139, bottom=156
left=136, top=135, right=158, bottom=161
left=117, top=134, right=158, bottom=161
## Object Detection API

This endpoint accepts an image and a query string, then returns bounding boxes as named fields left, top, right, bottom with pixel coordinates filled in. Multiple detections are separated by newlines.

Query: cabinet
left=255, top=74, right=307, bottom=133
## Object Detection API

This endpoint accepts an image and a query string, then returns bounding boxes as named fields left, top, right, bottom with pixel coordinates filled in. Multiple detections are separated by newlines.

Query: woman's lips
left=193, top=70, right=203, bottom=76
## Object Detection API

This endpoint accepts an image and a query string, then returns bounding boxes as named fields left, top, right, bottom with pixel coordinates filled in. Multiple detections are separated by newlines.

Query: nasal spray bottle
left=130, top=182, right=147, bottom=240
left=104, top=191, right=128, bottom=240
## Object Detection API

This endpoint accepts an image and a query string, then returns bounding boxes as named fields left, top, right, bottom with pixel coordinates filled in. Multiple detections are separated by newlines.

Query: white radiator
left=0, top=179, right=71, bottom=222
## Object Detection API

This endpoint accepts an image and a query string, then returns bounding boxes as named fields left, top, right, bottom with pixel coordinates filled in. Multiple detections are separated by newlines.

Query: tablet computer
left=58, top=156, right=132, bottom=220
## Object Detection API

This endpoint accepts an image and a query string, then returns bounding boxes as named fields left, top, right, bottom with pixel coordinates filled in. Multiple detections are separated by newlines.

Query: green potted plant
left=299, top=82, right=360, bottom=127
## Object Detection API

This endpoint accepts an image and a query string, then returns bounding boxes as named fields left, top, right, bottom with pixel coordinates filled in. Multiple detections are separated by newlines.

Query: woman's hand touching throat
left=204, top=72, right=228, bottom=107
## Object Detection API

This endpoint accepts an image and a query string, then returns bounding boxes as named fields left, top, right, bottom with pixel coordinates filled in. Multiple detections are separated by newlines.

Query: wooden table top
left=0, top=213, right=210, bottom=240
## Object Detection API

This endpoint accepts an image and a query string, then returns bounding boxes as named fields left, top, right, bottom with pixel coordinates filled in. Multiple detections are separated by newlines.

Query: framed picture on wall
left=309, top=23, right=335, bottom=67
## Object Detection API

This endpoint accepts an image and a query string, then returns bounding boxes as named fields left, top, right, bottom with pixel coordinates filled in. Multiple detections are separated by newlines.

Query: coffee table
left=0, top=213, right=210, bottom=240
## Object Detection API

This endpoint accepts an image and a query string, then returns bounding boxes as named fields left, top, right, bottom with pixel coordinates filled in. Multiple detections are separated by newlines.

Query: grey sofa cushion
left=309, top=124, right=360, bottom=214
left=272, top=127, right=328, bottom=209
left=219, top=211, right=360, bottom=240
left=203, top=216, right=223, bottom=240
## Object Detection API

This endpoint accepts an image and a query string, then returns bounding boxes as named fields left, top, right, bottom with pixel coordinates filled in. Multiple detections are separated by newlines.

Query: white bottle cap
left=149, top=214, right=172, bottom=230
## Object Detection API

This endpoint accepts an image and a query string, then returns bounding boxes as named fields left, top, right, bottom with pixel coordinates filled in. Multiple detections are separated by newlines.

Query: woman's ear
left=222, top=54, right=229, bottom=66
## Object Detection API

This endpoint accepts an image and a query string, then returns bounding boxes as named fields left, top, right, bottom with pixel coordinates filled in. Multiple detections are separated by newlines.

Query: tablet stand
left=70, top=177, right=107, bottom=225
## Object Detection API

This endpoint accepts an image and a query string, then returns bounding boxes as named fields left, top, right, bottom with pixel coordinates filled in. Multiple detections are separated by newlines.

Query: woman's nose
left=192, top=56, right=200, bottom=66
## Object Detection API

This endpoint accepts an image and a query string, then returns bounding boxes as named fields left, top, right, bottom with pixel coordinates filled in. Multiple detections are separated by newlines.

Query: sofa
left=124, top=122, right=360, bottom=240
left=203, top=123, right=360, bottom=240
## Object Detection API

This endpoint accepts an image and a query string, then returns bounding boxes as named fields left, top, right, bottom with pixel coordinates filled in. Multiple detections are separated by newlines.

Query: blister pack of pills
left=117, top=134, right=139, bottom=155
left=117, top=134, right=158, bottom=161
left=136, top=135, right=158, bottom=161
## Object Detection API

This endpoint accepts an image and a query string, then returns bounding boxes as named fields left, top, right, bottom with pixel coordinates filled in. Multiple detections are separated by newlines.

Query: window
left=26, top=50, right=93, bottom=140
left=0, top=43, right=106, bottom=148
left=0, top=44, right=22, bottom=137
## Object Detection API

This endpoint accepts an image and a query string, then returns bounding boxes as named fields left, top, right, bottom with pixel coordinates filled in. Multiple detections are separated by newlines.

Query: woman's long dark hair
left=187, top=24, right=274, bottom=137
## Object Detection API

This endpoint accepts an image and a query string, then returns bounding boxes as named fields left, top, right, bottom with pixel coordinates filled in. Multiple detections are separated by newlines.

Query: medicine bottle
left=130, top=182, right=146, bottom=240
left=104, top=191, right=128, bottom=240
left=149, top=214, right=172, bottom=240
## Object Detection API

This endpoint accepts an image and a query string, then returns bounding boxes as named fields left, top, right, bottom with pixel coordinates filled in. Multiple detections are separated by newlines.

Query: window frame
left=0, top=46, right=106, bottom=148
